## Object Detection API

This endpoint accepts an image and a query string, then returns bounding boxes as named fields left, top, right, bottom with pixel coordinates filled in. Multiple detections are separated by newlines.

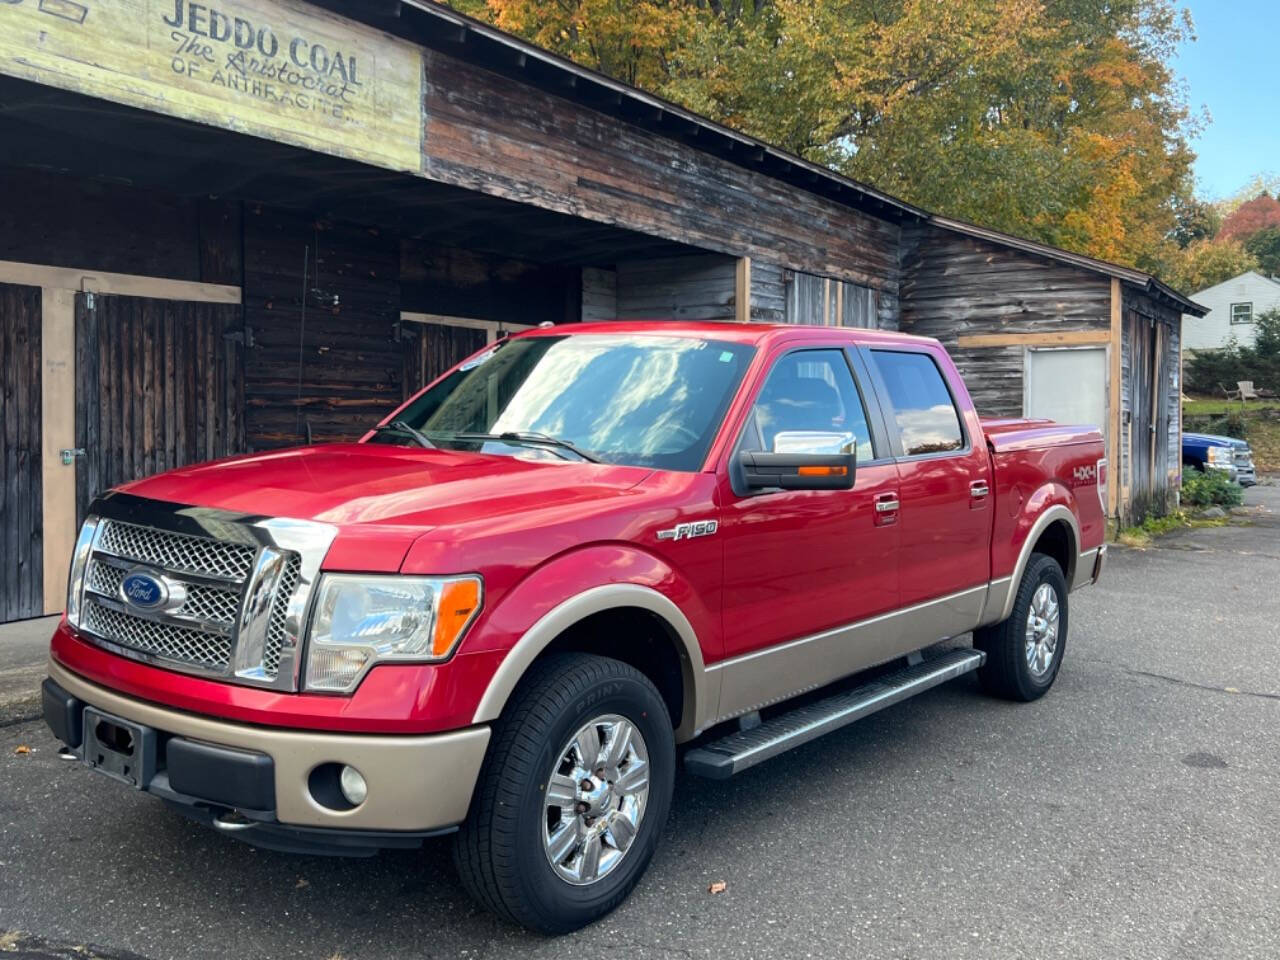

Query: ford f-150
left=43, top=321, right=1107, bottom=932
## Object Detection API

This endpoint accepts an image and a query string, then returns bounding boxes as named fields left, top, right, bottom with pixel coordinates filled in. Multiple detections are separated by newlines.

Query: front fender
left=465, top=544, right=719, bottom=741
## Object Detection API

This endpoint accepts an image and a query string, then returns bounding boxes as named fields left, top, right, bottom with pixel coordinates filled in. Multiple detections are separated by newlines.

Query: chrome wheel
left=542, top=715, right=650, bottom=886
left=1024, top=582, right=1060, bottom=679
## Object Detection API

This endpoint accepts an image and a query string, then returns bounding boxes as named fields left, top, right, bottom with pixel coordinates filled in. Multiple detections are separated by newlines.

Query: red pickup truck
left=44, top=322, right=1106, bottom=932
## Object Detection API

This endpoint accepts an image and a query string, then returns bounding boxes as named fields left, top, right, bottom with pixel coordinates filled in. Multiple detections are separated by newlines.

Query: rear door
left=863, top=345, right=993, bottom=626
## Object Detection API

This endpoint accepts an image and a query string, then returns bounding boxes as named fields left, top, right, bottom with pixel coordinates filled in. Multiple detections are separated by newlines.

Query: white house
left=1182, top=271, right=1280, bottom=351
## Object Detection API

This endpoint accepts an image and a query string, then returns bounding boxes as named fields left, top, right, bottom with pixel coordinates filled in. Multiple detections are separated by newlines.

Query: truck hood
left=1183, top=432, right=1249, bottom=450
left=117, top=443, right=654, bottom=528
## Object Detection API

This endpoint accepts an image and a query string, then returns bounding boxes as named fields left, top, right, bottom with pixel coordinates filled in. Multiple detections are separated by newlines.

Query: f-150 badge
left=657, top=520, right=719, bottom=541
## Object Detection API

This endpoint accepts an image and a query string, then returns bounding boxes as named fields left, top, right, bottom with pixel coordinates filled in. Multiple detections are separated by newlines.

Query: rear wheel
left=453, top=653, right=675, bottom=933
left=975, top=553, right=1068, bottom=701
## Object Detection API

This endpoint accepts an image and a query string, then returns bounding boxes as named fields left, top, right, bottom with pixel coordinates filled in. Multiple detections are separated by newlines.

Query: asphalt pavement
left=2, top=487, right=1278, bottom=959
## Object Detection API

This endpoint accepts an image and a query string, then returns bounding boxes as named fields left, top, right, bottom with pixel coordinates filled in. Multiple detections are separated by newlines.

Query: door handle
left=970, top=480, right=989, bottom=499
left=873, top=492, right=900, bottom=526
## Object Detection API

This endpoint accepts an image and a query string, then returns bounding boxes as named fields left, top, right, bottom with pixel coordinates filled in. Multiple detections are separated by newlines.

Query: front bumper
left=45, top=661, right=490, bottom=850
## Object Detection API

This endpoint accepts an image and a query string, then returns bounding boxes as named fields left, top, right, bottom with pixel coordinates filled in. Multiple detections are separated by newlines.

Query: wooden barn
left=0, top=0, right=1201, bottom=623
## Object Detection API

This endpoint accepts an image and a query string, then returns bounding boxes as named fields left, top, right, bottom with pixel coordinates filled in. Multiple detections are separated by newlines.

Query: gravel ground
left=2, top=486, right=1277, bottom=960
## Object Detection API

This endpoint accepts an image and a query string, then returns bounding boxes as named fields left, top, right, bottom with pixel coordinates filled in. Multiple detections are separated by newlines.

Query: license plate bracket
left=82, top=707, right=157, bottom=790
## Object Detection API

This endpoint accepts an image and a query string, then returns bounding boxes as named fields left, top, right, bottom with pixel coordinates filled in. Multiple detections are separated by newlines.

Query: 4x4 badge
left=657, top=520, right=719, bottom=541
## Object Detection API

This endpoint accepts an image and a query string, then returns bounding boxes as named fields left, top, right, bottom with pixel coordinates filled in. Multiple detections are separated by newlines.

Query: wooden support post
left=735, top=257, right=752, bottom=324
left=40, top=287, right=76, bottom=615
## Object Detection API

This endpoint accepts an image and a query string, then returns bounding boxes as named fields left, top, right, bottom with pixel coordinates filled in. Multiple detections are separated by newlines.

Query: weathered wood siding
left=0, top=168, right=237, bottom=285
left=422, top=50, right=902, bottom=295
left=1119, top=284, right=1181, bottom=521
left=750, top=262, right=788, bottom=323
left=582, top=267, right=618, bottom=321
left=899, top=226, right=1111, bottom=416
left=75, top=293, right=244, bottom=522
left=0, top=282, right=42, bottom=621
left=615, top=255, right=738, bottom=321
left=783, top=271, right=878, bottom=327
left=401, top=240, right=580, bottom=325
left=242, top=208, right=402, bottom=449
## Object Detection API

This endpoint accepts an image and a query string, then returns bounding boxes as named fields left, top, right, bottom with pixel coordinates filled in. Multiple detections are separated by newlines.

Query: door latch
left=60, top=448, right=86, bottom=466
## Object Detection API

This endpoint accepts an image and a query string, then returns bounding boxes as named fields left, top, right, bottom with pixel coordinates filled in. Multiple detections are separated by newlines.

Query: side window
left=743, top=349, right=875, bottom=462
left=870, top=350, right=965, bottom=456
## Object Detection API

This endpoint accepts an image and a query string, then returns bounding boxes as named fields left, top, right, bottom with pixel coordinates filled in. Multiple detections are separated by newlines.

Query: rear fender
left=980, top=487, right=1080, bottom=626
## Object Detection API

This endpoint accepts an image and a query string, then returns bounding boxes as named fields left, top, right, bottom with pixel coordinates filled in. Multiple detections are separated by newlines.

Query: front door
left=716, top=346, right=900, bottom=718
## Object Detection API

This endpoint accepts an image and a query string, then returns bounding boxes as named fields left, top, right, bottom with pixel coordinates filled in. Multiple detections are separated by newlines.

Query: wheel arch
left=983, top=503, right=1080, bottom=626
left=471, top=584, right=714, bottom=743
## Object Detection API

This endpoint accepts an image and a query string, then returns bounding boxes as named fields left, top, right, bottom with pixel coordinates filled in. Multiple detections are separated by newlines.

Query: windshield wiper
left=373, top=420, right=436, bottom=450
left=446, top=430, right=600, bottom=463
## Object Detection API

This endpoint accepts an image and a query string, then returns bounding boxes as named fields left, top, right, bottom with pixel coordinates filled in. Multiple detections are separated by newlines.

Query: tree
left=451, top=0, right=1198, bottom=281
left=1243, top=226, right=1280, bottom=277
left=1218, top=192, right=1280, bottom=242
left=1166, top=240, right=1260, bottom=295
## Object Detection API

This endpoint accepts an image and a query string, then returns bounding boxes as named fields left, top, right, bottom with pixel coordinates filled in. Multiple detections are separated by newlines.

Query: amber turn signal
left=433, top=577, right=483, bottom=657
left=796, top=465, right=849, bottom=477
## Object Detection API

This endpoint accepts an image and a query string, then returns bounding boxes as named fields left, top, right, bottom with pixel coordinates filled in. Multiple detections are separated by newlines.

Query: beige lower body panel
left=49, top=660, right=489, bottom=832
left=711, top=585, right=988, bottom=723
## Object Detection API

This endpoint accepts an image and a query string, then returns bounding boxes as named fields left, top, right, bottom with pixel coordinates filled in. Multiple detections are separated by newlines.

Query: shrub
left=1180, top=468, right=1244, bottom=508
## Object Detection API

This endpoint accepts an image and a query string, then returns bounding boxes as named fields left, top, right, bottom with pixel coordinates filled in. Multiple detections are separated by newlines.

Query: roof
left=1191, top=270, right=1280, bottom=298
left=515, top=320, right=935, bottom=348
left=317, top=0, right=1206, bottom=317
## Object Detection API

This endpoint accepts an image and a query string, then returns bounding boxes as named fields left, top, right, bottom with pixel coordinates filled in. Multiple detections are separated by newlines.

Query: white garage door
left=1024, top=347, right=1107, bottom=435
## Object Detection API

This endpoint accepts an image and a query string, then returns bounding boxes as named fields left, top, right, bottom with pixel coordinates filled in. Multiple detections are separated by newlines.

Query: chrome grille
left=84, top=598, right=232, bottom=671
left=97, top=519, right=256, bottom=582
left=263, top=554, right=302, bottom=678
left=180, top=583, right=242, bottom=624
left=73, top=500, right=335, bottom=692
left=86, top=559, right=124, bottom=597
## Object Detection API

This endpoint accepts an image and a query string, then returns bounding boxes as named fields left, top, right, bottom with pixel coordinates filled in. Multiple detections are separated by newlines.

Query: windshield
left=377, top=334, right=755, bottom=471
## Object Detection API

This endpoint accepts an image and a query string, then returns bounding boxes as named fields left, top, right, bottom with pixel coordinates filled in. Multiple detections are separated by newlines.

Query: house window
left=1230, top=302, right=1253, bottom=324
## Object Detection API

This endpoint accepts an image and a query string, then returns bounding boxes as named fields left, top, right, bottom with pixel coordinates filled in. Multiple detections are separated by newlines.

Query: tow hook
left=212, top=809, right=257, bottom=832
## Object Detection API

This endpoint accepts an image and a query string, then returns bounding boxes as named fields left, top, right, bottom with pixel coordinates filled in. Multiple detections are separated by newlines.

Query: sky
left=1175, top=1, right=1280, bottom=201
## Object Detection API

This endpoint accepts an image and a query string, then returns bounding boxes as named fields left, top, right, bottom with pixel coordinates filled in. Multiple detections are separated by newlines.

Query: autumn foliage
left=450, top=0, right=1201, bottom=285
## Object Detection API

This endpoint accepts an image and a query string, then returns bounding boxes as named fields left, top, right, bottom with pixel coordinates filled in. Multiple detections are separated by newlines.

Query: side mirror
left=739, top=447, right=856, bottom=491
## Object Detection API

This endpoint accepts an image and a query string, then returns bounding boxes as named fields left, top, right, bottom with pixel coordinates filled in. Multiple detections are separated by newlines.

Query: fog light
left=339, top=765, right=368, bottom=806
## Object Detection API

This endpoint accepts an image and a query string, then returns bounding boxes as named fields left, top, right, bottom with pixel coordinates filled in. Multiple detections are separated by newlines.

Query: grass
left=1183, top=396, right=1280, bottom=473
left=1116, top=508, right=1230, bottom=548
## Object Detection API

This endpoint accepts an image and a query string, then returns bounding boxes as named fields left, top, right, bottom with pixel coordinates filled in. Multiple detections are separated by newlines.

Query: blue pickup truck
left=1182, top=432, right=1257, bottom=486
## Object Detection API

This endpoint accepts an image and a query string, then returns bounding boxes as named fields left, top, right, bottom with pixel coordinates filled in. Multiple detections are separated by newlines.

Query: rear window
left=870, top=350, right=965, bottom=456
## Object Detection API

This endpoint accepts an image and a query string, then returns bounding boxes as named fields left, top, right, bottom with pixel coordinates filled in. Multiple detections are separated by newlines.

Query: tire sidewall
left=1016, top=556, right=1069, bottom=696
left=508, top=670, right=675, bottom=930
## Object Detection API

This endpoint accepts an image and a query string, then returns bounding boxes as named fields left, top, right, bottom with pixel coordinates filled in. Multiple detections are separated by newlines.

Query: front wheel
left=975, top=553, right=1068, bottom=701
left=453, top=653, right=675, bottom=933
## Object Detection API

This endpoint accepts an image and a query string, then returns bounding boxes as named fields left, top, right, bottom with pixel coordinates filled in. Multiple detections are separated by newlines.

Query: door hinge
left=60, top=448, right=86, bottom=466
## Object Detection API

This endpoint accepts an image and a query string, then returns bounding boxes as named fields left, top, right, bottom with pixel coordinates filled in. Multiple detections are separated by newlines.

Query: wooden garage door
left=75, top=293, right=245, bottom=522
left=0, top=283, right=42, bottom=621
left=403, top=321, right=488, bottom=399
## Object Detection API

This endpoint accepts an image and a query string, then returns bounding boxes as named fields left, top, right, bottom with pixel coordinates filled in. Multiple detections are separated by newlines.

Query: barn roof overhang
left=315, top=0, right=1206, bottom=316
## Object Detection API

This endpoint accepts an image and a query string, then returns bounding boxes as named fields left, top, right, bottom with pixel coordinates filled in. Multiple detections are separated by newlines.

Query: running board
left=684, top=648, right=986, bottom=779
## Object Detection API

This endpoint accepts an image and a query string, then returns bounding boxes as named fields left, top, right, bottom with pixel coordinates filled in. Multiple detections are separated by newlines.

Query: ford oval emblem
left=120, top=570, right=168, bottom=610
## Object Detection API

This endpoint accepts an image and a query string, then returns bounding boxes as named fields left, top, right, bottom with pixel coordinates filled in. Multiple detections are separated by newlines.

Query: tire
left=974, top=553, right=1068, bottom=701
left=453, top=653, right=675, bottom=933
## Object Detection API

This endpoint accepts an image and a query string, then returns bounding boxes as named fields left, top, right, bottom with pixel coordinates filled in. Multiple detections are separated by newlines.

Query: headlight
left=66, top=517, right=99, bottom=629
left=303, top=574, right=482, bottom=693
left=1206, top=445, right=1233, bottom=465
